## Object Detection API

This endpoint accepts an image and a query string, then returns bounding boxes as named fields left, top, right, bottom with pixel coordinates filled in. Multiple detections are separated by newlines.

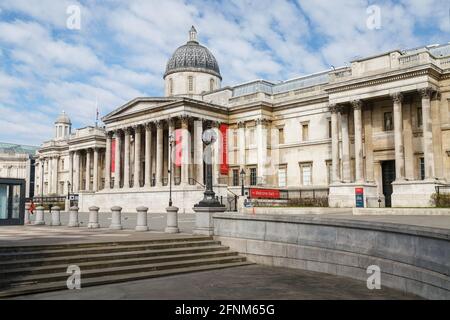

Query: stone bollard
left=135, top=206, right=149, bottom=231
left=50, top=206, right=61, bottom=226
left=87, top=206, right=100, bottom=229
left=24, top=203, right=31, bottom=225
left=165, top=206, right=180, bottom=233
left=110, top=206, right=123, bottom=230
left=68, top=206, right=80, bottom=227
left=34, top=206, right=45, bottom=225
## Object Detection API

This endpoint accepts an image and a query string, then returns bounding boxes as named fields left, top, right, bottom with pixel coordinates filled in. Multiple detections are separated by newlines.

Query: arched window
left=188, top=76, right=193, bottom=92
left=209, top=78, right=214, bottom=91
left=169, top=78, right=173, bottom=95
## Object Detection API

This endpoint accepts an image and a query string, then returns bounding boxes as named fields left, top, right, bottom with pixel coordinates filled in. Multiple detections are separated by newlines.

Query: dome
left=55, top=111, right=71, bottom=125
left=164, top=26, right=221, bottom=79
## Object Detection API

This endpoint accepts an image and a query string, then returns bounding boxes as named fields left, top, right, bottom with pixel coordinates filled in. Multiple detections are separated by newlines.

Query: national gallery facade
left=35, top=27, right=450, bottom=212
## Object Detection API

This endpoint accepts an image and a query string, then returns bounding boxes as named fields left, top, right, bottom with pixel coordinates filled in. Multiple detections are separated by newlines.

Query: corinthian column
left=256, top=118, right=269, bottom=185
left=73, top=152, right=79, bottom=192
left=85, top=149, right=91, bottom=191
left=419, top=88, right=435, bottom=179
left=181, top=116, right=190, bottom=186
left=144, top=123, right=152, bottom=188
left=68, top=151, right=73, bottom=191
left=114, top=130, right=122, bottom=189
left=168, top=118, right=175, bottom=186
left=124, top=128, right=131, bottom=188
left=133, top=125, right=142, bottom=188
left=93, top=148, right=99, bottom=191
left=352, top=100, right=364, bottom=183
left=392, top=92, right=405, bottom=181
left=194, top=119, right=204, bottom=184
left=329, top=104, right=341, bottom=183
left=340, top=109, right=351, bottom=182
left=155, top=120, right=164, bottom=187
left=238, top=121, right=246, bottom=171
left=105, top=132, right=112, bottom=189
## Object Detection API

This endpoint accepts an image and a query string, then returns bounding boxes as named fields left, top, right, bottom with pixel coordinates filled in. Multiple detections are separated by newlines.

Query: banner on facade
left=175, top=128, right=182, bottom=167
left=111, top=138, right=116, bottom=173
left=220, top=124, right=228, bottom=175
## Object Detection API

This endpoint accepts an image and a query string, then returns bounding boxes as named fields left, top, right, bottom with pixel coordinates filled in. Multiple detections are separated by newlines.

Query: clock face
left=202, top=129, right=217, bottom=144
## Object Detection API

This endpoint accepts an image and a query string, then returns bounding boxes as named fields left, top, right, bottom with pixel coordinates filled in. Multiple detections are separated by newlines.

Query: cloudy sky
left=0, top=0, right=449, bottom=145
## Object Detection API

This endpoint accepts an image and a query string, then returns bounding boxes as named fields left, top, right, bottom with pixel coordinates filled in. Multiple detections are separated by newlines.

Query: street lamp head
left=240, top=169, right=245, bottom=177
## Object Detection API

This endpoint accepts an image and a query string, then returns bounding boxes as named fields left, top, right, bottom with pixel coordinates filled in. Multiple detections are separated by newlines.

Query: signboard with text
left=249, top=188, right=281, bottom=199
left=355, top=187, right=364, bottom=208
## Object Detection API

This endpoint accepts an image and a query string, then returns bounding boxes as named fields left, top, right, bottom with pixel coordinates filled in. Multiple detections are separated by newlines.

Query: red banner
left=220, top=124, right=228, bottom=175
left=175, top=128, right=182, bottom=167
left=111, top=138, right=116, bottom=173
left=249, top=188, right=280, bottom=199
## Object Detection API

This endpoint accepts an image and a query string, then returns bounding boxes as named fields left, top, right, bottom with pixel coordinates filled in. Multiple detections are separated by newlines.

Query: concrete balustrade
left=165, top=206, right=180, bottom=233
left=88, top=206, right=100, bottom=229
left=50, top=206, right=61, bottom=226
left=135, top=206, right=149, bottom=231
left=68, top=206, right=80, bottom=227
left=34, top=206, right=45, bottom=225
left=110, top=206, right=123, bottom=230
left=24, top=203, right=31, bottom=225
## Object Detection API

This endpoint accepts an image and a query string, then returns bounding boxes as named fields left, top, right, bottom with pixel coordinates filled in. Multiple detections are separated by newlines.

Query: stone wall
left=213, top=213, right=450, bottom=299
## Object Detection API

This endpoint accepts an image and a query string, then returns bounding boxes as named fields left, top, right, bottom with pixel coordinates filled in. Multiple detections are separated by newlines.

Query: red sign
left=111, top=138, right=116, bottom=173
left=355, top=188, right=364, bottom=195
left=250, top=188, right=281, bottom=199
left=220, top=124, right=229, bottom=175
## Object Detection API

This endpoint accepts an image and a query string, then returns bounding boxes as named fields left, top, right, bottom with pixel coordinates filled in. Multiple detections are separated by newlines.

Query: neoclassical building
left=35, top=27, right=450, bottom=212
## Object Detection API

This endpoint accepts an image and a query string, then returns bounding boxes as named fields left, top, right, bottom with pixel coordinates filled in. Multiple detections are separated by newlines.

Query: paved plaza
left=11, top=264, right=418, bottom=300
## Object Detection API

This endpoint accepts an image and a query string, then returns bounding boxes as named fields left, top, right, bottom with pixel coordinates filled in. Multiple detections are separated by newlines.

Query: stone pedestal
left=192, top=206, right=226, bottom=235
left=165, top=206, right=179, bottom=233
left=136, top=206, right=149, bottom=231
left=110, top=206, right=123, bottom=230
left=87, top=206, right=100, bottom=229
left=24, top=203, right=30, bottom=225
left=34, top=206, right=45, bottom=225
left=50, top=206, right=61, bottom=226
left=68, top=206, right=79, bottom=227
left=392, top=180, right=446, bottom=207
left=328, top=182, right=379, bottom=208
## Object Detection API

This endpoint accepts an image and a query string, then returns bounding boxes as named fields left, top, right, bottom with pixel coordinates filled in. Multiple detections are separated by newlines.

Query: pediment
left=102, top=97, right=181, bottom=122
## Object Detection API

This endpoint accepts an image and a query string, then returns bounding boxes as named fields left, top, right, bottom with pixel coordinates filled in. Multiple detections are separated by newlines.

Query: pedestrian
left=29, top=200, right=36, bottom=215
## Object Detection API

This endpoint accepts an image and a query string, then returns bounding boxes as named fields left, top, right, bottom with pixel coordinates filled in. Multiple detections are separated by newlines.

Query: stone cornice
left=325, top=65, right=442, bottom=94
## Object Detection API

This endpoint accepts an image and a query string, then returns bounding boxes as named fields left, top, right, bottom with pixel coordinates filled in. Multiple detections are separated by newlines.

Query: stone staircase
left=0, top=236, right=252, bottom=298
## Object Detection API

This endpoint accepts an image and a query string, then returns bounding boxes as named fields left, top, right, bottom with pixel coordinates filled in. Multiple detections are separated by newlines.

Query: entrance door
left=381, top=160, right=396, bottom=207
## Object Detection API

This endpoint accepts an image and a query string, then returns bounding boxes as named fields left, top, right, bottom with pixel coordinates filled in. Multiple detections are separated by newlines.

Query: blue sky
left=0, top=0, right=449, bottom=145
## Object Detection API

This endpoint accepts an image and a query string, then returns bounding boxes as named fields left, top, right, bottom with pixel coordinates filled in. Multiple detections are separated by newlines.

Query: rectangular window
left=232, top=169, right=239, bottom=186
left=278, top=127, right=284, bottom=144
left=328, top=120, right=332, bottom=138
left=249, top=128, right=255, bottom=145
left=326, top=161, right=332, bottom=185
left=300, top=163, right=312, bottom=186
left=384, top=112, right=393, bottom=131
left=188, top=76, right=193, bottom=92
left=302, top=123, right=309, bottom=141
left=278, top=166, right=287, bottom=187
left=250, top=168, right=257, bottom=186
left=417, top=107, right=423, bottom=127
left=420, top=157, right=425, bottom=180
left=233, top=130, right=238, bottom=148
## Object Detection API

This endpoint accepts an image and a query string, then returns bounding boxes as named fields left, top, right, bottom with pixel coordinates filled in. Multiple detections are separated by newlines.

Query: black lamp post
left=240, top=168, right=245, bottom=196
left=168, top=133, right=175, bottom=207
left=194, top=122, right=225, bottom=208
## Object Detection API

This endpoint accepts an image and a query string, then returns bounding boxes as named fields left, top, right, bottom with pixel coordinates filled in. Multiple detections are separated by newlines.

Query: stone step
left=0, top=240, right=221, bottom=260
left=0, top=261, right=254, bottom=298
left=0, top=250, right=240, bottom=277
left=0, top=245, right=229, bottom=269
left=0, top=236, right=213, bottom=253
left=0, top=255, right=248, bottom=288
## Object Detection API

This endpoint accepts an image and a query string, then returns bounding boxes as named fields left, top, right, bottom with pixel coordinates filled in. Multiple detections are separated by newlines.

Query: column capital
left=351, top=100, right=363, bottom=110
left=133, top=124, right=143, bottom=133
left=155, top=120, right=164, bottom=129
left=124, top=127, right=132, bottom=135
left=256, top=118, right=270, bottom=126
left=419, top=87, right=433, bottom=99
left=237, top=121, right=245, bottom=129
left=328, top=103, right=342, bottom=114
left=106, top=130, right=114, bottom=138
left=114, top=129, right=123, bottom=137
left=211, top=120, right=220, bottom=128
left=432, top=90, right=441, bottom=101
left=391, top=92, right=403, bottom=104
